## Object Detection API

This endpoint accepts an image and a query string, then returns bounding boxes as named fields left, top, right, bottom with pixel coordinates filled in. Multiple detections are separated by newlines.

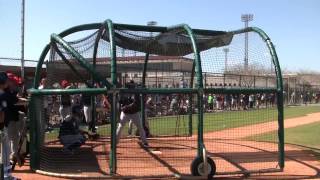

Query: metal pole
left=223, top=48, right=229, bottom=72
left=241, top=14, right=253, bottom=71
left=21, top=0, right=25, bottom=80
left=287, top=77, right=290, bottom=105
left=244, top=21, right=248, bottom=69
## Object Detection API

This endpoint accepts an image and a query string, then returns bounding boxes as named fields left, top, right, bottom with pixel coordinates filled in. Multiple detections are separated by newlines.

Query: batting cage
left=28, top=19, right=284, bottom=179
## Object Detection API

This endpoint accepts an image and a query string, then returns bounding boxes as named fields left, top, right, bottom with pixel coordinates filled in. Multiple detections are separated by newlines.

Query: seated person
left=58, top=105, right=86, bottom=152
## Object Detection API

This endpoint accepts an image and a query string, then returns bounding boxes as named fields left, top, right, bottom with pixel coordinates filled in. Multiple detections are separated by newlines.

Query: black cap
left=0, top=72, right=8, bottom=85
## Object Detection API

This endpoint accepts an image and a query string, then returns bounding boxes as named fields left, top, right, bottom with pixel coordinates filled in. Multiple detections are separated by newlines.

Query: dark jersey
left=81, top=94, right=91, bottom=106
left=4, top=89, right=20, bottom=126
left=0, top=92, right=7, bottom=112
left=0, top=91, right=7, bottom=129
left=119, top=94, right=134, bottom=107
left=120, top=94, right=141, bottom=114
left=61, top=94, right=71, bottom=106
left=59, top=118, right=80, bottom=137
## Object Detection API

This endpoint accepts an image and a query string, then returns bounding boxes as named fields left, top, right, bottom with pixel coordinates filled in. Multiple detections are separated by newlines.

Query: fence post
left=0, top=163, right=3, bottom=180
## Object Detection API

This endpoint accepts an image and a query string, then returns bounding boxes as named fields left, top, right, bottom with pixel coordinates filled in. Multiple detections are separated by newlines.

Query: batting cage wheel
left=191, top=156, right=216, bottom=178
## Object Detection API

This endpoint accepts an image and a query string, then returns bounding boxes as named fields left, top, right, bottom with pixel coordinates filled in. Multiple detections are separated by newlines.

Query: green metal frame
left=103, top=19, right=118, bottom=174
left=230, top=27, right=284, bottom=169
left=188, top=64, right=195, bottom=136
left=140, top=53, right=149, bottom=143
left=167, top=24, right=205, bottom=157
left=29, top=19, right=284, bottom=175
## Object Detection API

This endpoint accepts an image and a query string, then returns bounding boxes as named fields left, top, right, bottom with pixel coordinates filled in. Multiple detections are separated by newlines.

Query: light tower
left=223, top=48, right=229, bottom=73
left=147, top=21, right=157, bottom=37
left=147, top=21, right=158, bottom=86
left=21, top=0, right=25, bottom=80
left=241, top=14, right=253, bottom=70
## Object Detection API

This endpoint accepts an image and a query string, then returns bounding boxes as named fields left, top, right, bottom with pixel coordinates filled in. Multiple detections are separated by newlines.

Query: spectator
left=243, top=94, right=249, bottom=110
left=169, top=95, right=179, bottom=114
left=261, top=93, right=266, bottom=106
left=212, top=94, right=217, bottom=111
left=303, top=93, right=308, bottom=106
left=225, top=94, right=232, bottom=110
left=256, top=94, right=261, bottom=109
left=270, top=93, right=276, bottom=107
left=179, top=79, right=187, bottom=88
left=39, top=78, right=53, bottom=131
left=81, top=82, right=95, bottom=133
left=5, top=72, right=27, bottom=168
left=231, top=94, right=237, bottom=110
left=289, top=91, right=296, bottom=105
left=0, top=72, right=18, bottom=180
left=249, top=94, right=254, bottom=109
left=59, top=80, right=72, bottom=121
left=207, top=94, right=213, bottom=111
left=216, top=95, right=222, bottom=110
left=144, top=96, right=154, bottom=137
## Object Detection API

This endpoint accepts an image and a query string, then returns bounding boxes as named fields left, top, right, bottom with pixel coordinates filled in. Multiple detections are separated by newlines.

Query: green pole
left=249, top=27, right=284, bottom=169
left=141, top=53, right=149, bottom=134
left=188, top=63, right=195, bottom=136
left=104, top=19, right=118, bottom=174
left=110, top=92, right=118, bottom=174
left=29, top=95, right=40, bottom=170
left=0, top=163, right=3, bottom=180
left=29, top=95, right=35, bottom=170
left=268, top=40, right=284, bottom=169
left=168, top=24, right=204, bottom=156
left=90, top=24, right=106, bottom=136
left=90, top=28, right=102, bottom=135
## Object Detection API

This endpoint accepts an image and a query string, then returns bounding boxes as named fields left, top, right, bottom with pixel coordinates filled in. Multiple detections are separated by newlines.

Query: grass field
left=98, top=106, right=319, bottom=135
left=45, top=105, right=320, bottom=139
left=122, top=105, right=320, bottom=136
left=246, top=121, right=320, bottom=160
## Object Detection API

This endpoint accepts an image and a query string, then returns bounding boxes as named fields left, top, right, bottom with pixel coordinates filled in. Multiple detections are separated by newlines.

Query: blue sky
left=0, top=0, right=319, bottom=72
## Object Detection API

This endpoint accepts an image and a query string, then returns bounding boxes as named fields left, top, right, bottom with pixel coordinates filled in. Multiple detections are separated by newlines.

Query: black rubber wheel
left=191, top=156, right=216, bottom=178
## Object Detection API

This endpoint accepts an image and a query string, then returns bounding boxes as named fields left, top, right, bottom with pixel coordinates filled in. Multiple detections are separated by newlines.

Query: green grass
left=149, top=105, right=320, bottom=136
left=45, top=105, right=320, bottom=138
left=246, top=121, right=320, bottom=160
left=248, top=121, right=320, bottom=149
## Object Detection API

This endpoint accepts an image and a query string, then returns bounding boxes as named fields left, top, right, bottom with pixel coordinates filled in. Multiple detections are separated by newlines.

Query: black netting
left=102, top=29, right=232, bottom=56
left=201, top=32, right=277, bottom=88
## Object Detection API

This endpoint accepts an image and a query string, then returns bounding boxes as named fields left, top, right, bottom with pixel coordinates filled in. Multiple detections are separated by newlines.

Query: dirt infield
left=205, top=112, right=320, bottom=139
left=13, top=112, right=320, bottom=179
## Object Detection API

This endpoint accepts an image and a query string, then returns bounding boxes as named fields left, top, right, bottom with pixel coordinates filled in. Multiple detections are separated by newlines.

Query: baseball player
left=0, top=72, right=19, bottom=180
left=116, top=80, right=148, bottom=147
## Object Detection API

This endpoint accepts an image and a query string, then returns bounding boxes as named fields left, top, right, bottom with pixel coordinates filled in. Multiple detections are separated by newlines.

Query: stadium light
left=147, top=21, right=157, bottom=26
left=241, top=14, right=254, bottom=70
left=147, top=21, right=157, bottom=38
left=223, top=48, right=229, bottom=72
left=147, top=21, right=158, bottom=86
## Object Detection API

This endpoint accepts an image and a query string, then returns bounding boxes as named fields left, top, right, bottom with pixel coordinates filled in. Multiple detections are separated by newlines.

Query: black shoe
left=142, top=142, right=149, bottom=148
